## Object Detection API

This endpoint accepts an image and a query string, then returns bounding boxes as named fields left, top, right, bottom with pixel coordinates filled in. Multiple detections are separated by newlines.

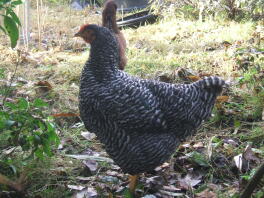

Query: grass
left=0, top=3, right=264, bottom=198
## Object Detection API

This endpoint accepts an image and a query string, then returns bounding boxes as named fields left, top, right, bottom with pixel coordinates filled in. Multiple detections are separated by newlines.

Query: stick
left=240, top=162, right=264, bottom=198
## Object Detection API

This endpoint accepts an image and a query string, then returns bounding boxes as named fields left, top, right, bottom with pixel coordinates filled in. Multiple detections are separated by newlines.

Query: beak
left=74, top=32, right=81, bottom=37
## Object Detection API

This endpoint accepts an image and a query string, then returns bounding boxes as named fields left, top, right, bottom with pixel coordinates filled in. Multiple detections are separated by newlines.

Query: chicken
left=74, top=24, right=225, bottom=193
left=102, top=0, right=127, bottom=70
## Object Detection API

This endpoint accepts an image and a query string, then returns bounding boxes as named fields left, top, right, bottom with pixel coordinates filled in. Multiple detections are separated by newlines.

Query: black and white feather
left=79, top=25, right=225, bottom=175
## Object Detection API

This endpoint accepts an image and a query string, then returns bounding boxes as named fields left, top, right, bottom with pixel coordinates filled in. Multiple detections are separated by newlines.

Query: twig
left=240, top=162, right=264, bottom=198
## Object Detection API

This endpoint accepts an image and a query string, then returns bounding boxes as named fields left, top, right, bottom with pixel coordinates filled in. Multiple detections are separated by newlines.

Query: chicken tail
left=102, top=0, right=119, bottom=34
left=195, top=76, right=225, bottom=95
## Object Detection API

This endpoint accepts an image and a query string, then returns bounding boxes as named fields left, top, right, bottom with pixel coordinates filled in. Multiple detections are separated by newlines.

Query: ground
left=0, top=3, right=263, bottom=198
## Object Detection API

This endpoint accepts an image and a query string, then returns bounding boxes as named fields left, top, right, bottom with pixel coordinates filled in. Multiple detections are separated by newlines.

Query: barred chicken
left=102, top=0, right=127, bottom=70
left=75, top=24, right=225, bottom=193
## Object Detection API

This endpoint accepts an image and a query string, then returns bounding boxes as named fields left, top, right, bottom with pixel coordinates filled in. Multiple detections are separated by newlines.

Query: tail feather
left=102, top=0, right=119, bottom=34
left=195, top=76, right=225, bottom=95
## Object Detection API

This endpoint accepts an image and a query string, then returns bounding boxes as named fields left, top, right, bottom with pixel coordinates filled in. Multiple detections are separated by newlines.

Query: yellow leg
left=129, top=175, right=139, bottom=194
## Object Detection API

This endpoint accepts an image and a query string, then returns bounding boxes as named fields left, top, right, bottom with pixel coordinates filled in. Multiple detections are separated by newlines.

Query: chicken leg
left=129, top=175, right=139, bottom=194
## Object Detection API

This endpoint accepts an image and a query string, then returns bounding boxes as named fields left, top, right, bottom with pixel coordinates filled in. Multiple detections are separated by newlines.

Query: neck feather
left=82, top=38, right=120, bottom=81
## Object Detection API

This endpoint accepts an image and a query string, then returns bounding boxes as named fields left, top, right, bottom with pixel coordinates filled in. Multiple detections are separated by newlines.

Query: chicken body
left=102, top=0, right=127, bottom=70
left=79, top=25, right=225, bottom=175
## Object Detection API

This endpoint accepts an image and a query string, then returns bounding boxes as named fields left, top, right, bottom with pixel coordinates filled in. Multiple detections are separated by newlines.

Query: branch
left=240, top=162, right=264, bottom=198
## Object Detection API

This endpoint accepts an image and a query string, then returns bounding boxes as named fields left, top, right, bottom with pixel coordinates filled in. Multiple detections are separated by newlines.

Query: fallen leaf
left=207, top=137, right=215, bottom=161
left=223, top=143, right=234, bottom=155
left=76, top=176, right=93, bottom=181
left=17, top=77, right=28, bottom=84
left=196, top=189, right=217, bottom=198
left=234, top=153, right=243, bottom=171
left=233, top=127, right=239, bottom=134
left=73, top=187, right=97, bottom=198
left=159, top=190, right=184, bottom=197
left=232, top=73, right=241, bottom=77
left=146, top=176, right=165, bottom=190
left=52, top=113, right=80, bottom=117
left=35, top=81, right=52, bottom=93
left=224, top=139, right=238, bottom=147
left=199, top=73, right=212, bottom=77
left=178, top=173, right=202, bottom=190
left=243, top=144, right=260, bottom=163
left=81, top=132, right=96, bottom=141
left=142, top=195, right=157, bottom=198
left=193, top=142, right=204, bottom=148
left=99, top=175, right=119, bottom=183
left=66, top=154, right=113, bottom=163
left=178, top=143, right=191, bottom=150
left=235, top=40, right=242, bottom=45
left=2, top=147, right=16, bottom=155
left=67, top=185, right=85, bottom=191
left=83, top=160, right=98, bottom=172
left=222, top=41, right=232, bottom=47
left=106, top=170, right=119, bottom=177
left=216, top=96, right=229, bottom=103
left=187, top=75, right=201, bottom=82
left=162, top=185, right=181, bottom=191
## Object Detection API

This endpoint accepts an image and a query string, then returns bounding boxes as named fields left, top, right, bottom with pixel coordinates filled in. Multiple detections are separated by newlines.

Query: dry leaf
left=76, top=176, right=92, bottom=181
left=187, top=75, right=201, bottom=82
left=225, top=139, right=238, bottom=147
left=2, top=147, right=16, bottom=155
left=216, top=96, right=229, bottom=103
left=196, top=189, right=217, bottom=198
left=57, top=139, right=66, bottom=150
left=207, top=137, right=213, bottom=160
left=193, top=142, right=204, bottom=148
left=35, top=81, right=52, bottom=93
left=159, top=190, right=184, bottom=197
left=222, top=41, right=232, bottom=47
left=223, top=143, right=234, bottom=155
left=179, top=143, right=191, bottom=149
left=52, top=113, right=80, bottom=117
left=235, top=40, right=242, bottom=45
left=240, top=83, right=247, bottom=89
left=162, top=185, right=181, bottom=191
left=178, top=173, right=202, bottom=190
left=73, top=187, right=97, bottom=198
left=81, top=132, right=96, bottom=141
left=83, top=160, right=98, bottom=172
left=243, top=144, right=260, bottom=163
left=67, top=185, right=85, bottom=191
left=199, top=73, right=212, bottom=77
left=106, top=170, right=119, bottom=177
left=234, top=154, right=243, bottom=171
left=66, top=154, right=113, bottom=163
left=232, top=73, right=241, bottom=78
left=142, top=195, right=157, bottom=198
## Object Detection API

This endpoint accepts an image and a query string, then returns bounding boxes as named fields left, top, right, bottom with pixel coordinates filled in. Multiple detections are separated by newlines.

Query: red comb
left=79, top=24, right=90, bottom=32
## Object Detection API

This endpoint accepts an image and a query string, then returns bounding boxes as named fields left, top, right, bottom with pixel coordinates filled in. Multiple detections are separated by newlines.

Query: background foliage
left=0, top=0, right=22, bottom=48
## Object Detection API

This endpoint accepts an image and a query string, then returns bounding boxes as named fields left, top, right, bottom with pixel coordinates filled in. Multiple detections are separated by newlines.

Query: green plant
left=235, top=47, right=264, bottom=119
left=0, top=98, right=60, bottom=159
left=0, top=0, right=22, bottom=48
